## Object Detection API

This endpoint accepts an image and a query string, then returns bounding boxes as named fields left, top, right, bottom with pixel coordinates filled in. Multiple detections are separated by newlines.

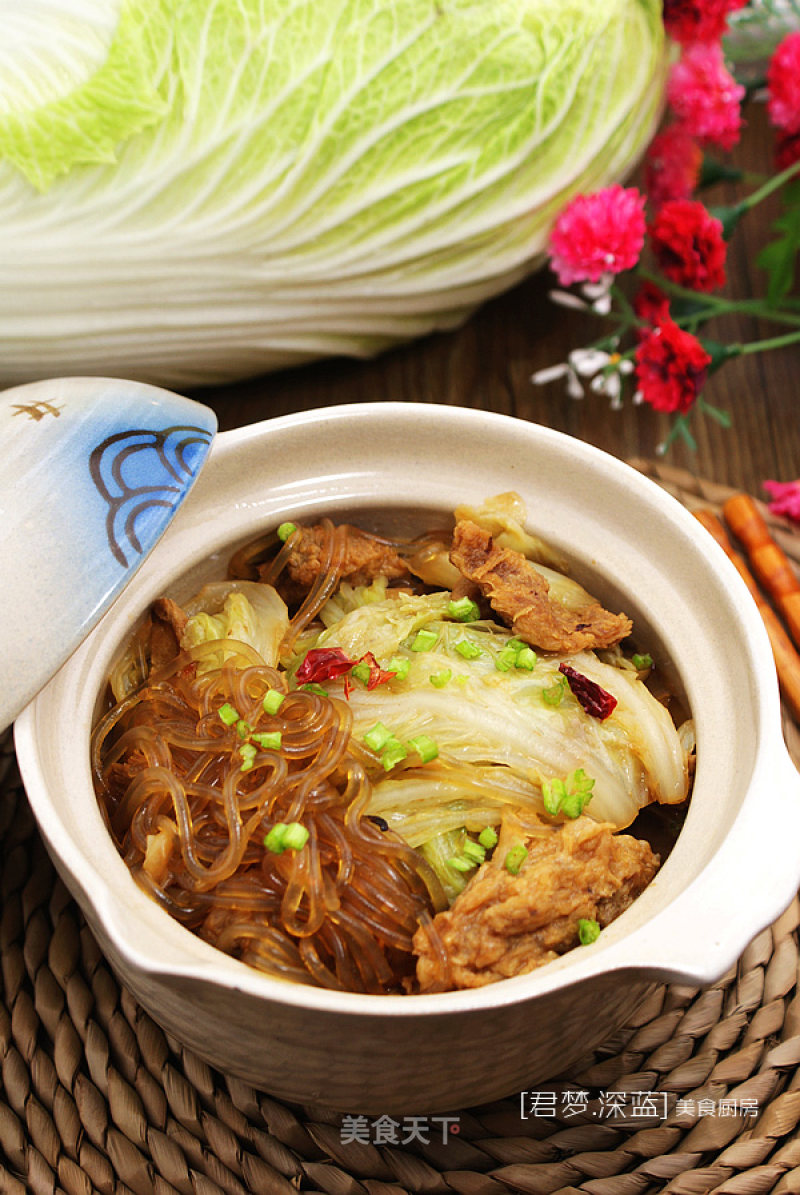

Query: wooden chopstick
left=694, top=507, right=800, bottom=724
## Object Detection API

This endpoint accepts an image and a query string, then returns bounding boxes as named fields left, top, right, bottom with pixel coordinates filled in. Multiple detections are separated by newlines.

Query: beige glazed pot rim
left=13, top=403, right=800, bottom=1085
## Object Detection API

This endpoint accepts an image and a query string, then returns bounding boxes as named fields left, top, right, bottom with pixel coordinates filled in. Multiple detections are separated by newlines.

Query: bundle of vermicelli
left=92, top=643, right=444, bottom=993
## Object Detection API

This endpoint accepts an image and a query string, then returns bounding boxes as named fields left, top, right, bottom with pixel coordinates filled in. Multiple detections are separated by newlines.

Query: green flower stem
left=734, top=328, right=800, bottom=355
left=738, top=156, right=800, bottom=213
left=637, top=269, right=800, bottom=329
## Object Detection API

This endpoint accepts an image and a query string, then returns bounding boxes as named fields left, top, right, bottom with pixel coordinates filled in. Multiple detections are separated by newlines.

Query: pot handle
left=621, top=741, right=800, bottom=986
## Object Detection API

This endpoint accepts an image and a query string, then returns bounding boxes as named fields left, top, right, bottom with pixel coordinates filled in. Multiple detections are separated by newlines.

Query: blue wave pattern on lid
left=90, top=424, right=214, bottom=568
left=1, top=377, right=217, bottom=728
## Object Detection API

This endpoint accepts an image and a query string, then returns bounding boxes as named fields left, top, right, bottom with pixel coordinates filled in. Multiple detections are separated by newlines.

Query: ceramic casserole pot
left=14, top=403, right=800, bottom=1113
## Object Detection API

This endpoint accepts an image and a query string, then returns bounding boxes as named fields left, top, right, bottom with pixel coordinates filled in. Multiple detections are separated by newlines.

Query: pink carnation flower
left=547, top=185, right=646, bottom=287
left=667, top=42, right=745, bottom=151
left=763, top=480, right=800, bottom=523
left=767, top=31, right=800, bottom=136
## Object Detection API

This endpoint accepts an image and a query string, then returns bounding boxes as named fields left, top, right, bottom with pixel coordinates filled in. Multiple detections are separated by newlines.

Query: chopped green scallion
left=495, top=644, right=518, bottom=672
left=253, top=731, right=282, bottom=750
left=429, top=668, right=452, bottom=688
left=447, top=597, right=480, bottom=622
left=462, top=839, right=486, bottom=865
left=262, top=689, right=285, bottom=715
left=300, top=683, right=328, bottom=696
left=218, top=702, right=240, bottom=726
left=478, top=826, right=499, bottom=849
left=381, top=737, right=408, bottom=771
left=455, top=639, right=482, bottom=660
left=236, top=719, right=251, bottom=739
left=351, top=662, right=371, bottom=686
left=408, top=734, right=439, bottom=764
left=264, top=823, right=288, bottom=852
left=447, top=855, right=475, bottom=873
left=281, top=822, right=310, bottom=851
left=363, top=722, right=392, bottom=752
left=277, top=522, right=297, bottom=542
left=504, top=843, right=528, bottom=875
left=387, top=656, right=410, bottom=680
left=411, top=628, right=438, bottom=652
left=578, top=918, right=601, bottom=945
left=542, top=675, right=568, bottom=706
left=632, top=652, right=653, bottom=671
left=515, top=646, right=537, bottom=671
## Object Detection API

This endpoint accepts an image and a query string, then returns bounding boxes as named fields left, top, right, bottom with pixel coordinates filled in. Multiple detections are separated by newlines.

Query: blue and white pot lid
left=1, top=376, right=217, bottom=729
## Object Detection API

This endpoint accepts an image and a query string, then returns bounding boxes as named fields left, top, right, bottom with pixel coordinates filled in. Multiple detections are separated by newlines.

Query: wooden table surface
left=194, top=99, right=799, bottom=499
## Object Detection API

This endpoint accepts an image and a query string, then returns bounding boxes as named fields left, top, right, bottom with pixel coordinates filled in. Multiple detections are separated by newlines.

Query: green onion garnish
left=236, top=719, right=251, bottom=739
left=408, top=734, right=439, bottom=764
left=515, top=646, right=537, bottom=671
left=264, top=821, right=309, bottom=853
left=429, top=669, right=452, bottom=688
left=282, top=822, right=310, bottom=851
left=462, top=839, right=486, bottom=865
left=632, top=653, right=653, bottom=671
left=504, top=844, right=528, bottom=875
left=495, top=644, right=518, bottom=672
left=447, top=855, right=475, bottom=873
left=387, top=656, right=410, bottom=680
left=411, top=628, right=438, bottom=652
left=351, top=662, right=371, bottom=686
left=277, top=522, right=297, bottom=542
left=262, top=689, right=285, bottom=715
left=300, top=683, right=328, bottom=696
left=578, top=918, right=601, bottom=945
left=447, top=597, right=480, bottom=622
left=363, top=722, right=392, bottom=752
left=381, top=737, right=408, bottom=771
left=218, top=702, right=240, bottom=726
left=253, top=731, right=282, bottom=750
left=542, top=675, right=568, bottom=706
left=542, top=768, right=595, bottom=818
left=478, top=826, right=498, bottom=849
left=455, top=639, right=482, bottom=660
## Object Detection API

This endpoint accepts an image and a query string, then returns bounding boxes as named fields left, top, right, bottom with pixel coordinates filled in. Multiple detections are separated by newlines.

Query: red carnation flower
left=662, top=0, right=747, bottom=46
left=775, top=129, right=800, bottom=172
left=644, top=124, right=702, bottom=210
left=635, top=319, right=711, bottom=414
left=667, top=43, right=745, bottom=152
left=633, top=280, right=671, bottom=337
left=648, top=198, right=727, bottom=293
left=767, top=32, right=800, bottom=135
left=547, top=185, right=646, bottom=286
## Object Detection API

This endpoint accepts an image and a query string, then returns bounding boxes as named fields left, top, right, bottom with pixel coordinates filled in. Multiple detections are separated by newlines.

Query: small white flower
left=580, top=273, right=614, bottom=315
left=532, top=346, right=632, bottom=405
left=548, top=289, right=590, bottom=312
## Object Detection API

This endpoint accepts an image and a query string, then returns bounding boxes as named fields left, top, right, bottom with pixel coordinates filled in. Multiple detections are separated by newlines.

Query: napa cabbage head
left=0, top=0, right=667, bottom=387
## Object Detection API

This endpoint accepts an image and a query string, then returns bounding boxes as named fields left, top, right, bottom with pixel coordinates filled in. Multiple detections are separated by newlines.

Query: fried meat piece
left=414, top=816, right=658, bottom=992
left=149, top=597, right=189, bottom=668
left=449, top=520, right=632, bottom=652
left=269, top=523, right=411, bottom=604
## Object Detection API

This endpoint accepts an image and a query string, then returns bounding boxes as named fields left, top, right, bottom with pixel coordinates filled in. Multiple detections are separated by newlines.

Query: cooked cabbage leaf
left=311, top=595, right=690, bottom=831
left=182, top=581, right=289, bottom=668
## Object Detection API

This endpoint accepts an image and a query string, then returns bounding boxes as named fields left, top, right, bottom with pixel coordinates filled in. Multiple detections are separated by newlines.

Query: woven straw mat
left=2, top=461, right=800, bottom=1195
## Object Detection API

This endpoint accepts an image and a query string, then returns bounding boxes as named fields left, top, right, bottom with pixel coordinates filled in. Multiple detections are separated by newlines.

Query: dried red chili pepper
left=295, top=647, right=355, bottom=683
left=559, top=664, right=617, bottom=720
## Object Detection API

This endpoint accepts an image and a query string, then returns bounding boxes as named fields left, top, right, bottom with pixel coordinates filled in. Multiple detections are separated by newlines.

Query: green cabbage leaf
left=0, top=0, right=667, bottom=386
